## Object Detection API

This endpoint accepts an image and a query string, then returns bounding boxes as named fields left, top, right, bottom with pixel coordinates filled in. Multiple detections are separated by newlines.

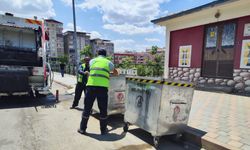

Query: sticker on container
left=170, top=100, right=188, bottom=123
left=173, top=106, right=180, bottom=122
left=136, top=95, right=143, bottom=108
left=115, top=92, right=125, bottom=103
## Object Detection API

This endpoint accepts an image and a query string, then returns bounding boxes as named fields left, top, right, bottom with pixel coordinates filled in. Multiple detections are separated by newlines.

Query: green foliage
left=151, top=45, right=158, bottom=55
left=136, top=65, right=146, bottom=76
left=116, top=46, right=164, bottom=77
left=106, top=56, right=113, bottom=61
left=120, top=56, right=134, bottom=69
left=152, top=54, right=164, bottom=76
left=137, top=46, right=164, bottom=77
left=80, top=45, right=93, bottom=58
left=58, top=55, right=68, bottom=64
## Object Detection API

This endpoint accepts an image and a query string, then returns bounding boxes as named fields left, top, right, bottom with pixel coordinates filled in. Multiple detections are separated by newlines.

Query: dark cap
left=98, top=49, right=107, bottom=56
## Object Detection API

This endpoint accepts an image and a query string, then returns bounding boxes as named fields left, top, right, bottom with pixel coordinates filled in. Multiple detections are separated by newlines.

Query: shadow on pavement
left=76, top=111, right=127, bottom=141
left=181, top=126, right=207, bottom=149
left=128, top=128, right=200, bottom=150
left=74, top=107, right=84, bottom=111
left=91, top=113, right=125, bottom=132
left=0, top=93, right=58, bottom=110
left=84, top=131, right=126, bottom=141
left=115, top=143, right=152, bottom=150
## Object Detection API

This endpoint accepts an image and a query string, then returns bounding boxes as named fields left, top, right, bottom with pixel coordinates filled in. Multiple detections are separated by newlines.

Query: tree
left=137, top=65, right=146, bottom=76
left=106, top=56, right=113, bottom=61
left=58, top=55, right=68, bottom=64
left=120, top=56, right=134, bottom=69
left=152, top=54, right=164, bottom=76
left=151, top=45, right=158, bottom=55
left=80, top=45, right=93, bottom=58
left=135, top=45, right=164, bottom=77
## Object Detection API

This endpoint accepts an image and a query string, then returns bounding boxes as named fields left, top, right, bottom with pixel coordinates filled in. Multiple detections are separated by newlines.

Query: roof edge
left=151, top=0, right=234, bottom=24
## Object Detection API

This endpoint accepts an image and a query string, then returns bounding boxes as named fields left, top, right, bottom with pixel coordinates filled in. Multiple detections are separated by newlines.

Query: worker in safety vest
left=70, top=57, right=90, bottom=109
left=78, top=49, right=118, bottom=135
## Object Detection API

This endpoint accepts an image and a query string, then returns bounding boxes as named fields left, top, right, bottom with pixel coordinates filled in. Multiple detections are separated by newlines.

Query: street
left=0, top=82, right=197, bottom=150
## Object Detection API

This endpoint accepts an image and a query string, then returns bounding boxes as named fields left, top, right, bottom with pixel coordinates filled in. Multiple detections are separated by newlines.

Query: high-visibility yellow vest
left=77, top=64, right=86, bottom=83
left=87, top=57, right=110, bottom=88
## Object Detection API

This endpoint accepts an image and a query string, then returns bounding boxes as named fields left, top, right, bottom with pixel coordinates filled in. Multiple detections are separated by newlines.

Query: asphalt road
left=0, top=83, right=199, bottom=150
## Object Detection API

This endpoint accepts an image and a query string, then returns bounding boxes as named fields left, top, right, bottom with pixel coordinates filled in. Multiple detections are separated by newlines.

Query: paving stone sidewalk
left=54, top=73, right=250, bottom=150
left=53, top=72, right=77, bottom=89
left=189, top=91, right=250, bottom=150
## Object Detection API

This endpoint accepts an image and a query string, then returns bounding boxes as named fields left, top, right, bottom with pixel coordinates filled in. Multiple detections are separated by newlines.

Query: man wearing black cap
left=78, top=49, right=118, bottom=135
left=70, top=57, right=90, bottom=109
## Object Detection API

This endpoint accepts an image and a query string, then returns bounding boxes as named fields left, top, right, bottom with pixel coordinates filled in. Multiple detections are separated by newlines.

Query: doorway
left=202, top=22, right=236, bottom=78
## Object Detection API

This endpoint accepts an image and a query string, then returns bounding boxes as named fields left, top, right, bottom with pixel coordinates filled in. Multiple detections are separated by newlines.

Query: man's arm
left=78, top=65, right=85, bottom=75
left=109, top=61, right=118, bottom=76
left=109, top=61, right=114, bottom=71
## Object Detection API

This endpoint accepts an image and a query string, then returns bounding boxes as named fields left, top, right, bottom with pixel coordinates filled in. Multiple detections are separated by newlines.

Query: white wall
left=118, top=68, right=137, bottom=76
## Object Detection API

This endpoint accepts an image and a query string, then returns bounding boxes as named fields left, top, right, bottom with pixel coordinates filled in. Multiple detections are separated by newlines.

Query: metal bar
left=72, top=0, right=78, bottom=72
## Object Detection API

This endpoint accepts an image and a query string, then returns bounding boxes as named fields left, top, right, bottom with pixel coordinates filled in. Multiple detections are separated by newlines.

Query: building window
left=222, top=23, right=236, bottom=47
left=205, top=26, right=217, bottom=48
left=178, top=45, right=192, bottom=67
left=240, top=39, right=250, bottom=69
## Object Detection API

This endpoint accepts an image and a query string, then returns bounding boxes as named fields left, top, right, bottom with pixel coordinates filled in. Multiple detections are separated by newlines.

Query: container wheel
left=153, top=136, right=160, bottom=148
left=123, top=122, right=129, bottom=132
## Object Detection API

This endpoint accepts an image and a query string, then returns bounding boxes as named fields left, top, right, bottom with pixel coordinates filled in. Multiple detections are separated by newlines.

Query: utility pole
left=72, top=0, right=78, bottom=73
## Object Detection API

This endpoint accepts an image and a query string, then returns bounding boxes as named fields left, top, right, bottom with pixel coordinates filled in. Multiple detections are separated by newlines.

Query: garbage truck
left=0, top=13, right=52, bottom=97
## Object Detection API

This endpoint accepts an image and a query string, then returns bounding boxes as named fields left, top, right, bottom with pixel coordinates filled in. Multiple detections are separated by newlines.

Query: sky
left=0, top=0, right=214, bottom=52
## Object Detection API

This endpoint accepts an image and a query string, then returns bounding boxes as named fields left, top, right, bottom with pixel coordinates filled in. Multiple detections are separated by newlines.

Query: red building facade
left=153, top=0, right=250, bottom=93
left=114, top=53, right=136, bottom=65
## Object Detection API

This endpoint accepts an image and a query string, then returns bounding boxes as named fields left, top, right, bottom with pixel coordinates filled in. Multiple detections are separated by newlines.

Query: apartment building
left=90, top=38, right=114, bottom=56
left=64, top=31, right=90, bottom=65
left=114, top=51, right=159, bottom=65
left=146, top=47, right=165, bottom=56
left=146, top=47, right=165, bottom=64
left=134, top=52, right=153, bottom=64
left=114, top=53, right=136, bottom=65
left=44, top=19, right=64, bottom=61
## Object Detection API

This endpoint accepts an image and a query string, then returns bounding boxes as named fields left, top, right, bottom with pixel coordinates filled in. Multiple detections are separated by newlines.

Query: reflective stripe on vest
left=86, top=57, right=110, bottom=87
left=90, top=67, right=109, bottom=73
left=89, top=74, right=109, bottom=80
left=77, top=64, right=86, bottom=83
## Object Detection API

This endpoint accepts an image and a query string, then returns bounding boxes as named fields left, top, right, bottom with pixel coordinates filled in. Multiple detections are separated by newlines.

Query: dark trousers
left=72, top=82, right=86, bottom=107
left=80, top=86, right=108, bottom=132
left=60, top=69, right=64, bottom=77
